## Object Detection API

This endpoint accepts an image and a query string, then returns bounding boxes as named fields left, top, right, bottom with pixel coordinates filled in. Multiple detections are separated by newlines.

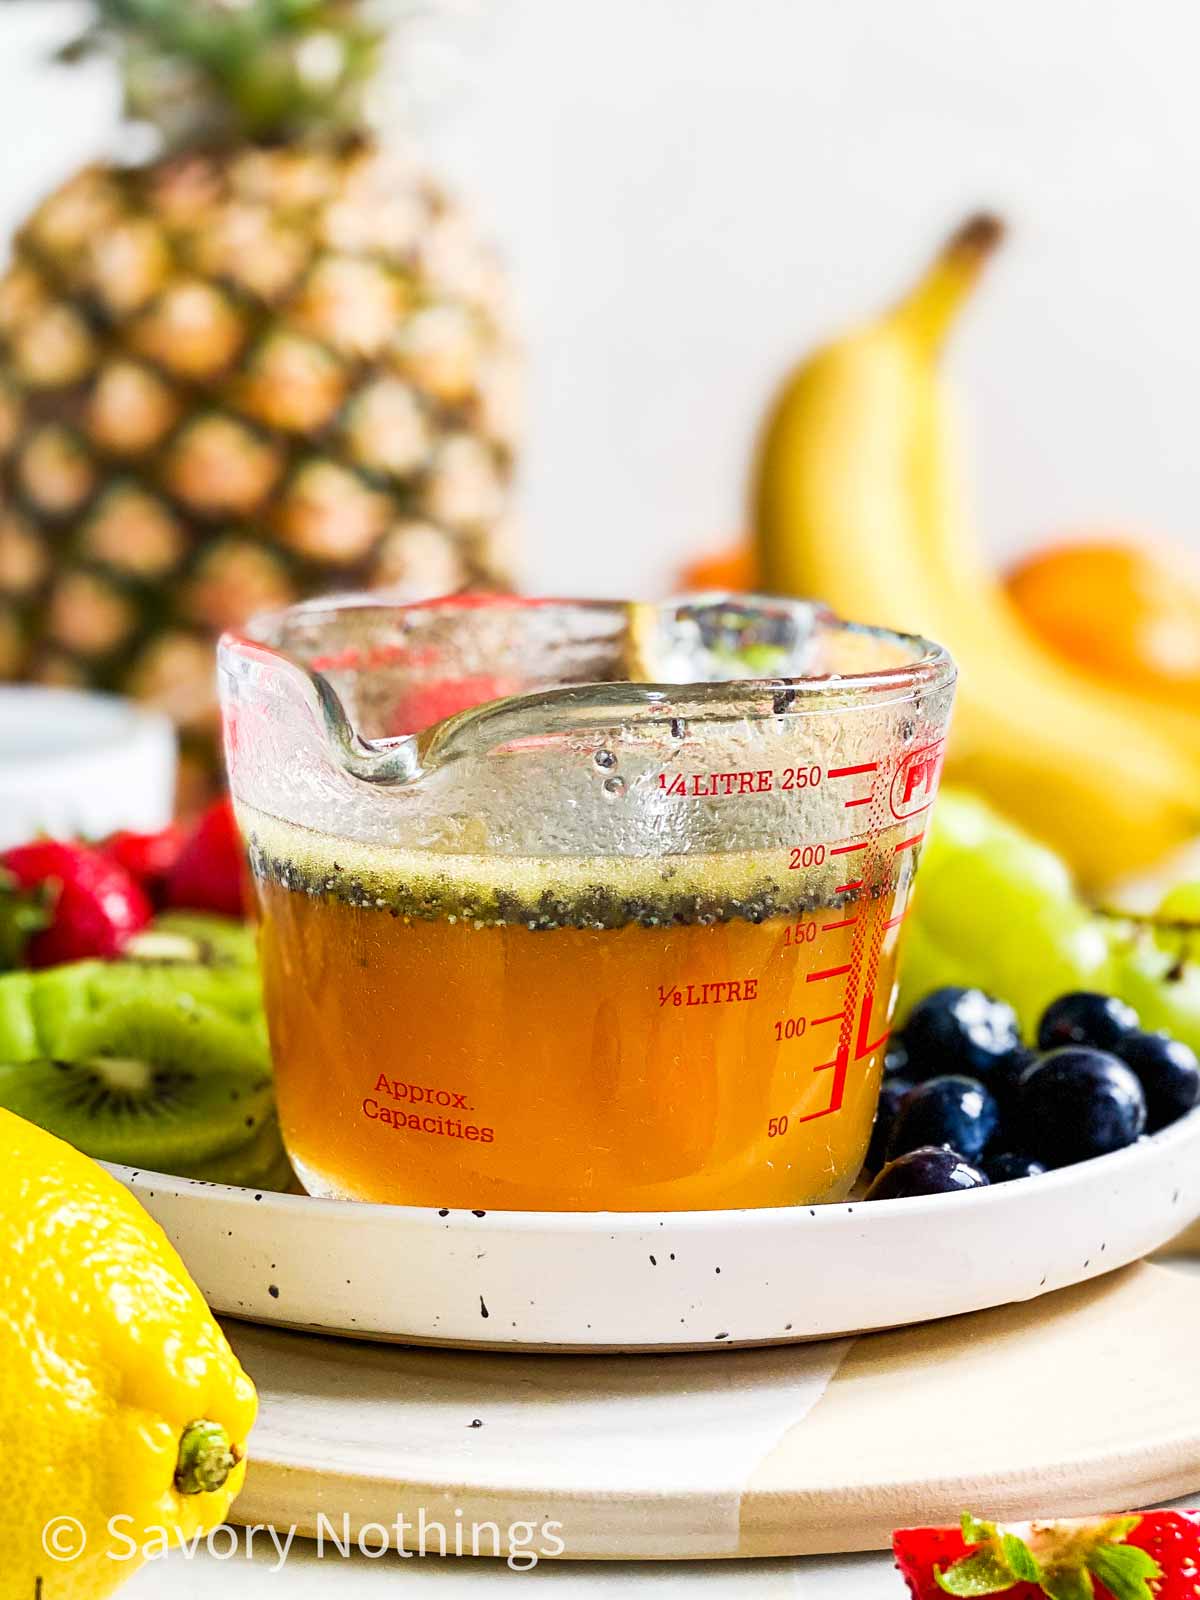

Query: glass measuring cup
left=219, top=596, right=955, bottom=1211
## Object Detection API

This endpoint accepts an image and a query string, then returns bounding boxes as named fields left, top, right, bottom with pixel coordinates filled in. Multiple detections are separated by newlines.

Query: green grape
left=1153, top=882, right=1200, bottom=964
left=903, top=789, right=1108, bottom=1034
left=1110, top=933, right=1200, bottom=1056
left=922, top=787, right=1005, bottom=861
left=1159, top=882, right=1200, bottom=920
left=982, top=902, right=1111, bottom=1037
left=917, top=833, right=1074, bottom=949
left=894, top=921, right=974, bottom=1028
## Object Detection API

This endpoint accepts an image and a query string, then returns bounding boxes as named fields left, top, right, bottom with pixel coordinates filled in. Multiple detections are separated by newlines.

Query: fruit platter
left=4, top=3, right=1200, bottom=1589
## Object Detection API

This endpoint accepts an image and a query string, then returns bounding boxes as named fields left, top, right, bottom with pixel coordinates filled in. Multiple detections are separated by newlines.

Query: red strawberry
left=381, top=594, right=548, bottom=732
left=388, top=674, right=515, bottom=735
left=0, top=840, right=151, bottom=968
left=894, top=1521, right=1042, bottom=1598
left=1123, top=1513, right=1200, bottom=1594
left=166, top=797, right=249, bottom=920
left=405, top=592, right=548, bottom=611
left=894, top=1511, right=1199, bottom=1598
left=102, top=824, right=187, bottom=908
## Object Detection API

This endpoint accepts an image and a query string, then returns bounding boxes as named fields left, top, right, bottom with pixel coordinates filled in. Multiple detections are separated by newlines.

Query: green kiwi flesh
left=194, top=1114, right=294, bottom=1190
left=0, top=973, right=39, bottom=1062
left=0, top=955, right=261, bottom=1068
left=76, top=959, right=262, bottom=1026
left=133, top=913, right=257, bottom=971
left=0, top=999, right=274, bottom=1172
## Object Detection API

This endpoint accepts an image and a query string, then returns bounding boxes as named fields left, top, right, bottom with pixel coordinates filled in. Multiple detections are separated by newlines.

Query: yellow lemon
left=2, top=1109, right=257, bottom=1599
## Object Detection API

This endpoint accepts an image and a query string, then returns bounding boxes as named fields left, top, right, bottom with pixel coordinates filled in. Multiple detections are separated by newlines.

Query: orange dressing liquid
left=251, top=820, right=908, bottom=1211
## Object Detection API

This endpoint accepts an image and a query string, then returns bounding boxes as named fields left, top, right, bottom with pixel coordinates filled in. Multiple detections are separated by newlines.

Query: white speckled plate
left=109, top=1106, right=1200, bottom=1351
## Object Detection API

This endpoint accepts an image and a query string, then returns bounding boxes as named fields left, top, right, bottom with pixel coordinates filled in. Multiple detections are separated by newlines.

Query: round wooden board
left=225, top=1261, right=1200, bottom=1559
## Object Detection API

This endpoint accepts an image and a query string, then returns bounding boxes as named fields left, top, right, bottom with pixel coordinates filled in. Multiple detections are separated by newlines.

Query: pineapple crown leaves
left=935, top=1513, right=1161, bottom=1600
left=56, top=0, right=408, bottom=146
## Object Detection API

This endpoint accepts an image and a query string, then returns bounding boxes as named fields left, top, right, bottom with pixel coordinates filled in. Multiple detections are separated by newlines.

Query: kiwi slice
left=0, top=972, right=40, bottom=1062
left=84, top=958, right=262, bottom=1025
left=0, top=999, right=275, bottom=1173
left=133, top=912, right=257, bottom=972
left=26, top=962, right=105, bottom=1060
left=120, top=913, right=261, bottom=1020
left=21, top=956, right=261, bottom=1057
left=195, top=1114, right=294, bottom=1191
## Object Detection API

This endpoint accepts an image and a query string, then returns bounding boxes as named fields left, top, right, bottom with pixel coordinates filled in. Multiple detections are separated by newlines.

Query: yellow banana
left=754, top=215, right=1200, bottom=886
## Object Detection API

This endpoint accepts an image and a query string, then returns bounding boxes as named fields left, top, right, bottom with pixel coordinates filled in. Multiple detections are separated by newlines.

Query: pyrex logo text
left=890, top=739, right=945, bottom=820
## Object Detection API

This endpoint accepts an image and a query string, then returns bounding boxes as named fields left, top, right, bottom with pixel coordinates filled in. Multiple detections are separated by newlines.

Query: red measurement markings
left=811, top=1009, right=848, bottom=1027
left=843, top=795, right=874, bottom=808
left=829, top=840, right=867, bottom=856
left=657, top=979, right=759, bottom=1008
left=894, top=832, right=925, bottom=853
left=796, top=1044, right=850, bottom=1123
left=827, top=762, right=878, bottom=779
left=659, top=770, right=774, bottom=798
left=883, top=906, right=911, bottom=931
left=796, top=982, right=891, bottom=1126
left=781, top=765, right=822, bottom=790
left=834, top=879, right=864, bottom=895
left=854, top=992, right=890, bottom=1060
left=805, top=963, right=853, bottom=984
left=821, top=916, right=858, bottom=932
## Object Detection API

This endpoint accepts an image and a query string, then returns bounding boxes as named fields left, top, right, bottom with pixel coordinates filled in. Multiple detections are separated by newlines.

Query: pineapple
left=0, top=0, right=520, bottom=800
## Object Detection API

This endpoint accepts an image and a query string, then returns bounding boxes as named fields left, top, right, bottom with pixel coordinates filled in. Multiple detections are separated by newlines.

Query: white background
left=3, top=1, right=1198, bottom=594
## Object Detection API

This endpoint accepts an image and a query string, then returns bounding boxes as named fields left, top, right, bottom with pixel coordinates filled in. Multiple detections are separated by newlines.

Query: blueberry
left=1115, top=1030, right=1200, bottom=1133
left=1037, top=991, right=1140, bottom=1053
left=1018, top=1047, right=1147, bottom=1167
left=902, top=987, right=1022, bottom=1081
left=883, top=1036, right=910, bottom=1079
left=886, top=1074, right=999, bottom=1164
left=865, top=1146, right=989, bottom=1200
left=865, top=1077, right=912, bottom=1173
left=986, top=1046, right=1038, bottom=1119
left=983, top=1151, right=1047, bottom=1184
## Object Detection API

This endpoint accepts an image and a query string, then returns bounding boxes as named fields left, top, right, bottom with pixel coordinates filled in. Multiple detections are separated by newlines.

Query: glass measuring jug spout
left=219, top=595, right=956, bottom=1212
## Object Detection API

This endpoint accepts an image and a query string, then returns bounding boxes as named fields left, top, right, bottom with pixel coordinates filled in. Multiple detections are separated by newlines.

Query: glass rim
left=223, top=591, right=958, bottom=713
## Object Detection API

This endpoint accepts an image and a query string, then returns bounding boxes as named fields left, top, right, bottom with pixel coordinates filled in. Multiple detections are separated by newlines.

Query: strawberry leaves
left=1001, top=1532, right=1042, bottom=1583
left=935, top=1513, right=1161, bottom=1599
left=0, top=870, right=52, bottom=970
left=935, top=1547, right=1021, bottom=1594
left=1085, top=1541, right=1164, bottom=1600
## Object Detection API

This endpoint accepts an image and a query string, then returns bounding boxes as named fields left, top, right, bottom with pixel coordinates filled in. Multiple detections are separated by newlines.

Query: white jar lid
left=0, top=687, right=177, bottom=849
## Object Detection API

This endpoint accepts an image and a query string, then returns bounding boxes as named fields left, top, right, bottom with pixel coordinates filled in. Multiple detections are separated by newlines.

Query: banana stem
left=174, top=1419, right=239, bottom=1496
left=892, top=213, right=1005, bottom=351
